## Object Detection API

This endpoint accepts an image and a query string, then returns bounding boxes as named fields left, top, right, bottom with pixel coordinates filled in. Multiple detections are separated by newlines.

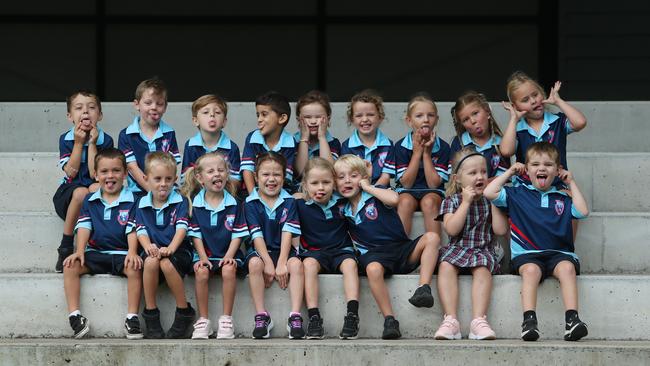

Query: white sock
left=69, top=310, right=81, bottom=317
left=126, top=313, right=138, bottom=319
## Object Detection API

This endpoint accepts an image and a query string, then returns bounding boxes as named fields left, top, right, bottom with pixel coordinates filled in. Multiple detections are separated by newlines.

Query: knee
left=422, top=232, right=440, bottom=250
left=124, top=266, right=141, bottom=278
left=159, top=259, right=174, bottom=273
left=421, top=194, right=441, bottom=211
left=519, top=263, right=542, bottom=279
left=144, top=257, right=159, bottom=271
left=340, top=258, right=358, bottom=273
left=365, top=262, right=384, bottom=279
left=555, top=261, right=576, bottom=278
left=195, top=266, right=210, bottom=282
left=303, top=258, right=320, bottom=275
left=72, top=187, right=89, bottom=202
left=438, top=261, right=456, bottom=275
left=248, top=257, right=264, bottom=274
left=288, top=258, right=303, bottom=275
left=221, top=263, right=237, bottom=280
left=63, top=261, right=82, bottom=276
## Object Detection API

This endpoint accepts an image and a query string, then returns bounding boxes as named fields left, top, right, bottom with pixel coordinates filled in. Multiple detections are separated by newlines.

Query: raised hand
left=502, top=101, right=526, bottom=120
left=542, top=81, right=563, bottom=106
left=461, top=185, right=478, bottom=202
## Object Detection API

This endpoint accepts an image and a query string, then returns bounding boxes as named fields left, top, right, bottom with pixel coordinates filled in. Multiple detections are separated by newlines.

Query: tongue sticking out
left=538, top=177, right=547, bottom=186
left=419, top=126, right=431, bottom=138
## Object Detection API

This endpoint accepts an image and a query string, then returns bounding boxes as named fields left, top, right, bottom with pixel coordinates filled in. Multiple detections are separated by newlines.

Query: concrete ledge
left=1, top=274, right=648, bottom=340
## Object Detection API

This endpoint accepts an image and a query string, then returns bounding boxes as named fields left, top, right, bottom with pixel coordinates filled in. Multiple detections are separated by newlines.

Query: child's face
left=351, top=102, right=382, bottom=137
left=457, top=102, right=490, bottom=139
left=134, top=88, right=167, bottom=127
left=96, top=158, right=126, bottom=196
left=193, top=102, right=227, bottom=134
left=256, top=105, right=287, bottom=137
left=526, top=152, right=559, bottom=191
left=67, top=94, right=102, bottom=132
left=456, top=156, right=488, bottom=196
left=146, top=163, right=176, bottom=203
left=299, top=103, right=330, bottom=138
left=305, top=167, right=335, bottom=204
left=256, top=160, right=284, bottom=198
left=196, top=156, right=229, bottom=194
left=512, top=81, right=545, bottom=120
left=335, top=164, right=364, bottom=199
left=406, top=101, right=438, bottom=140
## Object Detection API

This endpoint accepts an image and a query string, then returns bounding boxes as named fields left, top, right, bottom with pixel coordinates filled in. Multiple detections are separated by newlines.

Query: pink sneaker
left=434, top=315, right=461, bottom=340
left=469, top=316, right=496, bottom=340
left=217, top=315, right=235, bottom=339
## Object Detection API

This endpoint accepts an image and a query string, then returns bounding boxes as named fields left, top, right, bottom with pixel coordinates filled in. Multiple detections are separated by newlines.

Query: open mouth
left=475, top=181, right=485, bottom=189
left=536, top=174, right=548, bottom=187
left=105, top=180, right=117, bottom=190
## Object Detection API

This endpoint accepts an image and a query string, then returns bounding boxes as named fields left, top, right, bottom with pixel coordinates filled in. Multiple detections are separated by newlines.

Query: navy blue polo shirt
left=58, top=128, right=114, bottom=186
left=118, top=117, right=181, bottom=193
left=241, top=129, right=296, bottom=184
left=449, top=132, right=510, bottom=178
left=514, top=112, right=573, bottom=169
left=340, top=129, right=395, bottom=184
left=296, top=195, right=353, bottom=252
left=187, top=189, right=248, bottom=260
left=394, top=133, right=450, bottom=192
left=244, top=188, right=301, bottom=251
left=292, top=131, right=341, bottom=160
left=133, top=189, right=191, bottom=252
left=75, top=187, right=136, bottom=254
left=181, top=131, right=241, bottom=182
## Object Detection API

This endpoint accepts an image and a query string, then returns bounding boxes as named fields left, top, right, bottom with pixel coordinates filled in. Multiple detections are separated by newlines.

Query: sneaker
left=287, top=313, right=305, bottom=339
left=564, top=319, right=588, bottom=341
left=55, top=247, right=73, bottom=273
left=166, top=303, right=196, bottom=339
left=217, top=315, right=235, bottom=339
left=381, top=316, right=401, bottom=340
left=306, top=315, right=324, bottom=339
left=124, top=316, right=143, bottom=340
left=521, top=317, right=540, bottom=341
left=252, top=312, right=274, bottom=339
left=142, top=309, right=165, bottom=339
left=408, top=284, right=434, bottom=308
left=339, top=312, right=360, bottom=340
left=191, top=317, right=213, bottom=340
left=434, top=315, right=461, bottom=340
left=69, top=314, right=90, bottom=339
left=468, top=316, right=496, bottom=340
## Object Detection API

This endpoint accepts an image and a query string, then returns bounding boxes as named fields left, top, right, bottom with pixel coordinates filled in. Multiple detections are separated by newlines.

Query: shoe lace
left=440, top=316, right=457, bottom=329
left=472, top=317, right=490, bottom=330
left=343, top=314, right=357, bottom=329
left=254, top=314, right=268, bottom=328
left=289, top=315, right=302, bottom=328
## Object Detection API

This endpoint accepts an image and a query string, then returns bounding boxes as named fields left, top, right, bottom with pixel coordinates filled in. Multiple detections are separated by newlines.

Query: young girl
left=434, top=148, right=508, bottom=340
left=340, top=90, right=395, bottom=186
left=181, top=94, right=241, bottom=192
left=181, top=152, right=249, bottom=340
left=244, top=152, right=304, bottom=339
left=394, top=93, right=450, bottom=236
left=334, top=154, right=439, bottom=340
left=296, top=158, right=360, bottom=340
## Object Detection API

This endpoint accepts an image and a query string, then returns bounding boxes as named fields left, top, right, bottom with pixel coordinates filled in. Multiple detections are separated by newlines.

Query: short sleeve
left=228, top=143, right=242, bottom=181
left=231, top=202, right=249, bottom=239
left=174, top=198, right=190, bottom=231
left=283, top=147, right=296, bottom=184
left=281, top=200, right=301, bottom=235
left=134, top=207, right=149, bottom=237
left=58, top=135, right=73, bottom=169
left=436, top=195, right=459, bottom=221
left=187, top=211, right=203, bottom=239
left=491, top=187, right=509, bottom=208
left=434, top=141, right=451, bottom=182
left=330, top=138, right=341, bottom=160
left=571, top=203, right=588, bottom=219
left=118, top=129, right=136, bottom=164
left=381, top=145, right=396, bottom=177
left=168, top=132, right=181, bottom=165
left=181, top=140, right=194, bottom=177
left=244, top=201, right=263, bottom=240
left=74, top=197, right=93, bottom=232
left=240, top=132, right=256, bottom=173
left=394, top=144, right=410, bottom=182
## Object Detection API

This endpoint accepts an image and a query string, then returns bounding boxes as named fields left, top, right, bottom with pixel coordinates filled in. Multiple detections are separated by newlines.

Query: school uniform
left=340, top=129, right=395, bottom=184
left=240, top=129, right=296, bottom=191
left=394, top=133, right=450, bottom=199
left=181, top=131, right=241, bottom=182
left=291, top=131, right=341, bottom=192
left=449, top=132, right=510, bottom=178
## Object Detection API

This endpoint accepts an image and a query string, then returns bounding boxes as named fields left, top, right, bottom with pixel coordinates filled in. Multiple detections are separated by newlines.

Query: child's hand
left=275, top=262, right=289, bottom=289
left=73, top=124, right=88, bottom=144
left=317, top=117, right=328, bottom=139
left=509, top=162, right=526, bottom=176
left=359, top=178, right=372, bottom=191
left=558, top=168, right=573, bottom=184
left=124, top=253, right=143, bottom=270
left=159, top=247, right=173, bottom=258
left=502, top=101, right=526, bottom=120
left=219, top=256, right=236, bottom=268
left=422, top=133, right=434, bottom=153
left=63, top=252, right=84, bottom=268
left=412, top=131, right=425, bottom=156
left=461, top=185, right=478, bottom=202
left=542, top=81, right=563, bottom=106
left=193, top=258, right=213, bottom=272
left=298, top=118, right=310, bottom=141
left=263, top=261, right=276, bottom=288
left=364, top=160, right=373, bottom=180
left=145, top=243, right=159, bottom=258
left=88, top=126, right=99, bottom=144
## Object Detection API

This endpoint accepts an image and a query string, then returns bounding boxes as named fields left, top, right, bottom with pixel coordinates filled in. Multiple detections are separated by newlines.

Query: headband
left=454, top=152, right=484, bottom=173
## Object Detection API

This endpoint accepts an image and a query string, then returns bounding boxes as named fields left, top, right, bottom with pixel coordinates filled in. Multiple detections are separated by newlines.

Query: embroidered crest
left=224, top=214, right=235, bottom=231
left=161, top=139, right=170, bottom=152
left=378, top=151, right=388, bottom=168
left=554, top=199, right=565, bottom=215
left=280, top=208, right=289, bottom=223
left=491, top=154, right=500, bottom=170
left=169, top=208, right=177, bottom=225
left=117, top=210, right=129, bottom=225
left=547, top=131, right=555, bottom=144
left=364, top=203, right=378, bottom=220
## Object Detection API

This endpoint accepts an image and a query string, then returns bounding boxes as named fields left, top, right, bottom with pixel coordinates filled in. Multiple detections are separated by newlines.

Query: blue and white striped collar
left=246, top=187, right=292, bottom=212
left=342, top=191, right=373, bottom=218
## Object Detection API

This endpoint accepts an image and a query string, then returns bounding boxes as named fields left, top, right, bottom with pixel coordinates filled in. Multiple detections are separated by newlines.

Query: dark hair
left=255, top=91, right=291, bottom=122
left=94, top=147, right=127, bottom=170
left=255, top=151, right=287, bottom=177
left=66, top=90, right=101, bottom=113
left=525, top=142, right=560, bottom=166
left=135, top=77, right=168, bottom=102
left=296, top=90, right=332, bottom=118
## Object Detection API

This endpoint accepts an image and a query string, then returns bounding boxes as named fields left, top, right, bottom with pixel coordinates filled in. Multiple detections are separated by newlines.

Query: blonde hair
left=180, top=152, right=235, bottom=214
left=144, top=151, right=177, bottom=175
left=296, top=90, right=332, bottom=119
left=506, top=71, right=545, bottom=102
left=191, top=94, right=228, bottom=118
left=525, top=141, right=560, bottom=166
left=405, top=92, right=438, bottom=119
left=346, top=89, right=385, bottom=125
left=334, top=154, right=370, bottom=179
left=300, top=157, right=336, bottom=198
left=135, top=78, right=167, bottom=102
left=451, top=91, right=503, bottom=140
left=446, top=147, right=487, bottom=196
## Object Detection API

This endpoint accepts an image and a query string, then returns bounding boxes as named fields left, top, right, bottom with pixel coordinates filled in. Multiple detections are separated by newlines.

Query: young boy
left=484, top=142, right=589, bottom=341
left=62, top=148, right=143, bottom=339
left=118, top=78, right=180, bottom=196
left=54, top=90, right=114, bottom=272
left=241, top=91, right=296, bottom=194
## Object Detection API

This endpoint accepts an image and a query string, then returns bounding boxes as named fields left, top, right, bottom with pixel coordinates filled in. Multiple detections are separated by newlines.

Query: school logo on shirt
left=491, top=154, right=500, bottom=170
left=117, top=210, right=130, bottom=225
left=378, top=152, right=388, bottom=168
left=364, top=203, right=378, bottom=220
left=161, top=139, right=170, bottom=152
left=554, top=200, right=565, bottom=215
left=280, top=208, right=289, bottom=223
left=547, top=131, right=555, bottom=144
left=224, top=214, right=235, bottom=231
left=169, top=209, right=177, bottom=225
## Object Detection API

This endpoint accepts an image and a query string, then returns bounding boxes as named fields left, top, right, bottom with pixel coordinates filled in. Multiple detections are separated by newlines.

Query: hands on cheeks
left=502, top=101, right=526, bottom=120
left=558, top=168, right=573, bottom=185
left=542, top=81, right=563, bottom=106
left=509, top=162, right=526, bottom=176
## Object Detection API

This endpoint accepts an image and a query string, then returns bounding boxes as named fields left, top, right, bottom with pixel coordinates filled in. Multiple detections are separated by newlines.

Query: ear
left=223, top=117, right=228, bottom=127
left=191, top=116, right=199, bottom=127
left=278, top=113, right=289, bottom=125
left=97, top=111, right=103, bottom=123
left=133, top=99, right=140, bottom=110
left=66, top=112, right=74, bottom=123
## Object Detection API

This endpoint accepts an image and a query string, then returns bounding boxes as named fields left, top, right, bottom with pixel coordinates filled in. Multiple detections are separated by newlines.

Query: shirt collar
left=138, top=188, right=183, bottom=209
left=88, top=187, right=134, bottom=204
left=250, top=129, right=295, bottom=151
left=64, top=127, right=106, bottom=145
left=188, top=131, right=232, bottom=151
left=342, top=191, right=373, bottom=218
left=460, top=132, right=502, bottom=152
left=400, top=132, right=441, bottom=153
left=246, top=187, right=292, bottom=211
left=348, top=129, right=391, bottom=149
left=305, top=192, right=341, bottom=208
left=192, top=188, right=237, bottom=212
left=293, top=131, right=334, bottom=144
left=125, top=116, right=174, bottom=137
left=516, top=111, right=560, bottom=137
left=520, top=181, right=568, bottom=196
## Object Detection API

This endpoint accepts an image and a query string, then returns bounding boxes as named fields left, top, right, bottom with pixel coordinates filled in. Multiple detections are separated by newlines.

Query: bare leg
left=63, top=188, right=89, bottom=236
left=123, top=265, right=143, bottom=314
left=194, top=265, right=210, bottom=318
left=303, top=258, right=321, bottom=309
left=248, top=257, right=266, bottom=313
left=437, top=261, right=459, bottom=317
left=143, top=256, right=160, bottom=309
left=221, top=263, right=237, bottom=316
left=519, top=263, right=542, bottom=312
left=397, top=194, right=418, bottom=236
left=365, top=262, right=394, bottom=317
left=407, top=231, right=440, bottom=286
left=471, top=266, right=493, bottom=318
left=160, top=259, right=188, bottom=308
left=553, top=260, right=579, bottom=310
left=339, top=258, right=360, bottom=302
left=420, top=193, right=442, bottom=236
left=287, top=257, right=304, bottom=313
left=63, top=261, right=90, bottom=312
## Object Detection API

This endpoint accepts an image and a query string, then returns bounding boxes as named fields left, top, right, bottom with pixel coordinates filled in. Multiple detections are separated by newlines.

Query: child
left=54, top=90, right=114, bottom=272
left=62, top=148, right=142, bottom=339
left=134, top=152, right=195, bottom=339
left=296, top=158, right=360, bottom=340
left=450, top=91, right=510, bottom=178
left=241, top=91, right=296, bottom=194
left=340, top=90, right=395, bottom=186
left=484, top=142, right=589, bottom=342
left=181, top=94, right=241, bottom=193
left=394, top=93, right=450, bottom=236
left=434, top=148, right=508, bottom=340
left=244, top=152, right=304, bottom=339
left=334, top=154, right=440, bottom=339
left=118, top=78, right=181, bottom=195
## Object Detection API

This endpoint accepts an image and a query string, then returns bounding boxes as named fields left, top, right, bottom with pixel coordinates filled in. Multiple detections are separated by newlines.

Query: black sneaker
left=252, top=312, right=274, bottom=339
left=306, top=315, right=324, bottom=339
left=125, top=316, right=143, bottom=340
left=339, top=312, right=359, bottom=340
left=287, top=314, right=305, bottom=339
left=55, top=247, right=73, bottom=273
left=69, top=314, right=90, bottom=339
left=381, top=316, right=401, bottom=340
left=166, top=304, right=196, bottom=339
left=408, top=284, right=434, bottom=308
left=521, top=317, right=540, bottom=341
left=564, top=319, right=588, bottom=341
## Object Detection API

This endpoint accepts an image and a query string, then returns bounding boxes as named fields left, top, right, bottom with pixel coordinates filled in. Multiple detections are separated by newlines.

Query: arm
left=559, top=169, right=589, bottom=217
left=398, top=134, right=423, bottom=189
left=136, top=232, right=159, bottom=258
left=375, top=173, right=391, bottom=186
left=63, top=227, right=90, bottom=267
left=543, top=81, right=587, bottom=132
left=294, top=120, right=310, bottom=178
left=275, top=231, right=293, bottom=289
left=317, top=120, right=334, bottom=163
left=500, top=102, right=526, bottom=158
left=159, top=228, right=187, bottom=257
left=490, top=203, right=509, bottom=236
left=484, top=162, right=525, bottom=201
left=422, top=137, right=443, bottom=189
left=442, top=187, right=476, bottom=236
left=191, top=237, right=213, bottom=271
left=127, top=162, right=148, bottom=191
left=63, top=125, right=87, bottom=179
left=360, top=179, right=399, bottom=207
left=253, top=237, right=276, bottom=287
left=243, top=170, right=256, bottom=195
left=221, top=237, right=243, bottom=267
left=124, top=231, right=143, bottom=270
left=86, top=127, right=99, bottom=179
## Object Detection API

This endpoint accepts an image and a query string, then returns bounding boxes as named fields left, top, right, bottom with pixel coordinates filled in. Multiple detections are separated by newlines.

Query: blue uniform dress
left=244, top=188, right=301, bottom=266
left=240, top=129, right=296, bottom=192
left=296, top=195, right=356, bottom=273
left=187, top=189, right=249, bottom=273
left=118, top=117, right=181, bottom=194
left=342, top=190, right=421, bottom=275
left=449, top=132, right=510, bottom=178
left=75, top=187, right=136, bottom=275
left=394, top=133, right=451, bottom=200
left=180, top=131, right=241, bottom=183
left=491, top=183, right=588, bottom=279
left=133, top=189, right=193, bottom=277
left=340, top=129, right=395, bottom=185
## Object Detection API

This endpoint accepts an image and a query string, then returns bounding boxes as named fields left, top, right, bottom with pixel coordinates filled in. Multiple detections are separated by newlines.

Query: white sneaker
left=217, top=315, right=235, bottom=339
left=191, top=317, right=213, bottom=339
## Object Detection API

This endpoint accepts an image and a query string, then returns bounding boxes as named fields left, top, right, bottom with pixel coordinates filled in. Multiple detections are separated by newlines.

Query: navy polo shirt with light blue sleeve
left=75, top=187, right=136, bottom=254
left=450, top=132, right=510, bottom=178
left=340, top=129, right=395, bottom=184
left=244, top=188, right=301, bottom=251
left=491, top=183, right=587, bottom=260
left=514, top=112, right=572, bottom=169
left=118, top=117, right=181, bottom=193
left=394, top=133, right=450, bottom=193
left=133, top=189, right=191, bottom=253
left=181, top=131, right=241, bottom=182
left=187, top=189, right=248, bottom=261
left=58, top=128, right=114, bottom=186
left=292, top=131, right=341, bottom=160
left=296, top=195, right=353, bottom=252
left=240, top=129, right=296, bottom=185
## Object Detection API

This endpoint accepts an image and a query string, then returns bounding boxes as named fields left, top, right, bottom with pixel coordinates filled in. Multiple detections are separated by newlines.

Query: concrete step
left=2, top=152, right=649, bottom=213
left=2, top=339, right=650, bottom=366
left=1, top=274, right=648, bottom=340
left=1, top=102, right=649, bottom=153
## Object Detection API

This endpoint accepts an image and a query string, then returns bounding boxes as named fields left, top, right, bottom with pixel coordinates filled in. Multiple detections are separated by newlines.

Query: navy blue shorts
left=84, top=251, right=126, bottom=276
left=398, top=189, right=444, bottom=202
left=511, top=251, right=580, bottom=282
left=244, top=247, right=299, bottom=268
left=142, top=249, right=193, bottom=278
left=358, top=236, right=421, bottom=275
left=298, top=247, right=357, bottom=273
left=52, top=183, right=87, bottom=220
left=193, top=258, right=248, bottom=277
